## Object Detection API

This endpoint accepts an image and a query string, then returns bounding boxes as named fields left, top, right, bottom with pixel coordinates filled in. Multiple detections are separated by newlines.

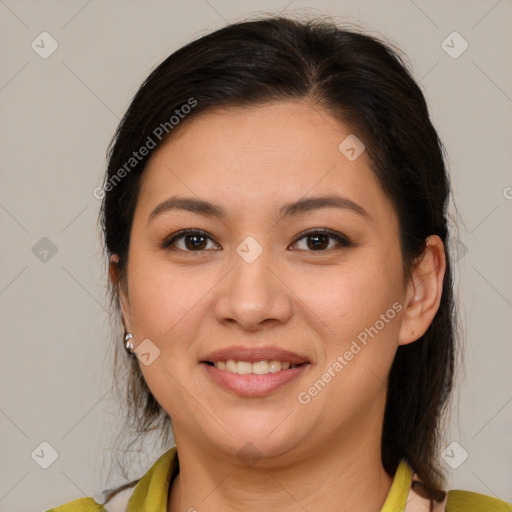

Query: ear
left=109, top=254, right=132, bottom=332
left=398, top=235, right=446, bottom=346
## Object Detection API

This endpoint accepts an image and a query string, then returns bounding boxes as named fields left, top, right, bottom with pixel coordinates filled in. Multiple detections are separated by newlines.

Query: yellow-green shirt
left=45, top=447, right=512, bottom=512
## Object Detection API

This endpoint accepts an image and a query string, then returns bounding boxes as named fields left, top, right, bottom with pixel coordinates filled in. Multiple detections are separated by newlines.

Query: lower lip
left=201, top=363, right=310, bottom=397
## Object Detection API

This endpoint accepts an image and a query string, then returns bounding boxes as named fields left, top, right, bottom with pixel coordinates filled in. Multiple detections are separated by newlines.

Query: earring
left=124, top=333, right=134, bottom=354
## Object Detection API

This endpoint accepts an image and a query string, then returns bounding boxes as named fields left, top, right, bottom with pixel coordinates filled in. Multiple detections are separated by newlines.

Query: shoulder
left=44, top=486, right=135, bottom=512
left=446, top=489, right=512, bottom=511
left=44, top=447, right=176, bottom=512
left=405, top=467, right=511, bottom=512
left=44, top=497, right=106, bottom=511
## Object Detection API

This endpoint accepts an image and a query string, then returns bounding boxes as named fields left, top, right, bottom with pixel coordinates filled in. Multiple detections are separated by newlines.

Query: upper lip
left=200, top=346, right=310, bottom=365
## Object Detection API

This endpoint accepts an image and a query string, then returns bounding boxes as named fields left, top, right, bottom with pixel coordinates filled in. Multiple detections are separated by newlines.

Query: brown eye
left=161, top=229, right=220, bottom=252
left=291, top=229, right=351, bottom=252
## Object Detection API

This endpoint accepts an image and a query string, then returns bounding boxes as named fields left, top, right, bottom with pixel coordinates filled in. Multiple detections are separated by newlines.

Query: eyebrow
left=147, top=194, right=370, bottom=225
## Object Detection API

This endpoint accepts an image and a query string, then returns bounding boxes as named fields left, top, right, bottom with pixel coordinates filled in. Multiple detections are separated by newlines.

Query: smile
left=201, top=361, right=310, bottom=397
left=207, top=359, right=302, bottom=375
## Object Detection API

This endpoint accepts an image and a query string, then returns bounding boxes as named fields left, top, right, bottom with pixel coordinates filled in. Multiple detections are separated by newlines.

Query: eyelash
left=160, top=228, right=352, bottom=254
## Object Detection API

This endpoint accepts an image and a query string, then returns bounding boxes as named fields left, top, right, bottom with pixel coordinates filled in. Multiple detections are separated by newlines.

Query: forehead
left=153, top=100, right=354, bottom=166
left=136, top=101, right=396, bottom=225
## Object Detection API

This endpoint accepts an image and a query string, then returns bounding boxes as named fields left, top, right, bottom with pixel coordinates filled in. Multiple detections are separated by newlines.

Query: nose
left=213, top=247, right=293, bottom=331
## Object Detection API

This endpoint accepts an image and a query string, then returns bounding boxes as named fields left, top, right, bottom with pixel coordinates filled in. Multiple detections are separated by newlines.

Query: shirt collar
left=127, top=447, right=414, bottom=512
left=127, top=446, right=178, bottom=512
left=380, top=459, right=414, bottom=512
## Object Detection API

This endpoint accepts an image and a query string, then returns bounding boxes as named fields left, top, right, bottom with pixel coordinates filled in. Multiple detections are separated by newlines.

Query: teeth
left=236, top=361, right=253, bottom=375
left=269, top=360, right=280, bottom=373
left=213, top=359, right=299, bottom=374
left=253, top=360, right=269, bottom=374
left=225, top=360, right=237, bottom=373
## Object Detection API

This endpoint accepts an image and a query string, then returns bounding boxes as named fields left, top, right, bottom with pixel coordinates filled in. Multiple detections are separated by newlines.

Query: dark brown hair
left=100, top=14, right=457, bottom=504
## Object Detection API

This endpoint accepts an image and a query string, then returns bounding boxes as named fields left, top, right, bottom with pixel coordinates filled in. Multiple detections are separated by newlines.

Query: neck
left=168, top=408, right=394, bottom=512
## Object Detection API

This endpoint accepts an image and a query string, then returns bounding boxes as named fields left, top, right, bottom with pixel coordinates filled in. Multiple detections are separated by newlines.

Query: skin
left=110, top=100, right=446, bottom=512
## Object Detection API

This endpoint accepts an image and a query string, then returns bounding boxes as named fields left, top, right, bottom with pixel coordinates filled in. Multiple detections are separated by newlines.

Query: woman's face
left=117, top=100, right=412, bottom=464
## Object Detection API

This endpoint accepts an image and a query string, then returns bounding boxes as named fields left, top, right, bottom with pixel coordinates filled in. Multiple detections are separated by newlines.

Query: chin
left=206, top=421, right=311, bottom=465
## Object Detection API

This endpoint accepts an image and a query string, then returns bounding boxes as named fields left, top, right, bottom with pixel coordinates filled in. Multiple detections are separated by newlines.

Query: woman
left=47, top=15, right=511, bottom=512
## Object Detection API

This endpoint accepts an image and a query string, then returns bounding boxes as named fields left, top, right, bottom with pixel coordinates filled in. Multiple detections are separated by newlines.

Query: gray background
left=0, top=1, right=511, bottom=510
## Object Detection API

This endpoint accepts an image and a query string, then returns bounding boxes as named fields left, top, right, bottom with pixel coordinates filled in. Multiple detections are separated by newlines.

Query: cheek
left=296, top=249, right=404, bottom=410
left=127, top=255, right=208, bottom=414
left=127, top=252, right=207, bottom=336
left=295, top=252, right=403, bottom=338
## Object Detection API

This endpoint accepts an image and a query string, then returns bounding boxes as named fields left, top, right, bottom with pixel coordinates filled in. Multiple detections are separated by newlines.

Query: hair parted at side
left=100, top=13, right=457, bottom=504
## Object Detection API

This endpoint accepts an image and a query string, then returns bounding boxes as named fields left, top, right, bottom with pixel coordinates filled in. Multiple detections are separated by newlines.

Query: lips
left=199, top=346, right=311, bottom=397
left=200, top=346, right=310, bottom=365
